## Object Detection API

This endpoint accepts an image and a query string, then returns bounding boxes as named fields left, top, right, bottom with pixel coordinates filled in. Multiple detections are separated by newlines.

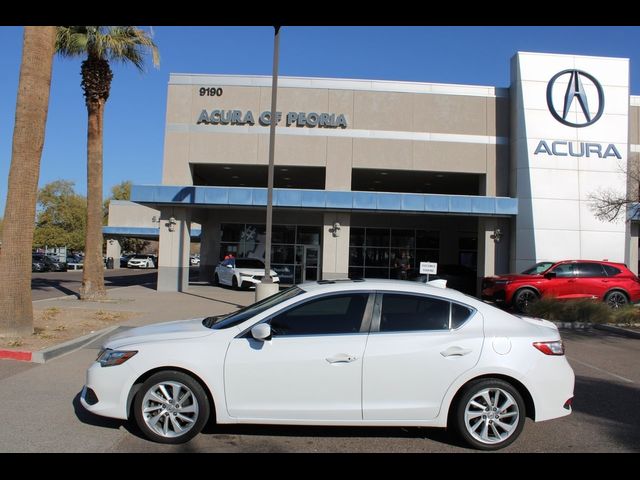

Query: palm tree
left=0, top=26, right=57, bottom=337
left=56, top=27, right=159, bottom=300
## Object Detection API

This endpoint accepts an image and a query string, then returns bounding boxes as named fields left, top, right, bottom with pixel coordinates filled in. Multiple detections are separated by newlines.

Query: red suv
left=481, top=260, right=640, bottom=313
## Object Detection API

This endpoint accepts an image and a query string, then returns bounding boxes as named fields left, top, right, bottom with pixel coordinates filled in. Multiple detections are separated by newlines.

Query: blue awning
left=131, top=185, right=518, bottom=216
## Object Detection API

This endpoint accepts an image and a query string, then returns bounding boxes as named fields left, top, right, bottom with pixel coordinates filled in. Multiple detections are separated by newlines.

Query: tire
left=513, top=288, right=538, bottom=313
left=213, top=273, right=220, bottom=286
left=452, top=378, right=526, bottom=451
left=232, top=276, right=239, bottom=290
left=605, top=290, right=628, bottom=309
left=133, top=370, right=210, bottom=444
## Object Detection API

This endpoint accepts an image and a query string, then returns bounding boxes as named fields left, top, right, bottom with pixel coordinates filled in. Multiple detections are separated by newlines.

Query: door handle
left=440, top=346, right=473, bottom=357
left=326, top=353, right=357, bottom=364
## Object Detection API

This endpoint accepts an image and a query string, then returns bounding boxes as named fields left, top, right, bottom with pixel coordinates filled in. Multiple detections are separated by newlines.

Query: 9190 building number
left=199, top=87, right=223, bottom=97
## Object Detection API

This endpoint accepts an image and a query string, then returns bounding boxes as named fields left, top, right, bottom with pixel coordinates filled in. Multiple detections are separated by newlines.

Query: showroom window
left=219, top=223, right=321, bottom=284
left=348, top=228, right=439, bottom=279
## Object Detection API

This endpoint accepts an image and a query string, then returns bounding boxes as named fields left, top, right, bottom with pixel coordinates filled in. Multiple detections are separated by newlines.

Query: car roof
left=297, top=278, right=478, bottom=303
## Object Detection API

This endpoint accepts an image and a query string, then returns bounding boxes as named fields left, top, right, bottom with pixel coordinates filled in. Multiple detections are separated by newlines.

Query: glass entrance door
left=303, top=246, right=320, bottom=282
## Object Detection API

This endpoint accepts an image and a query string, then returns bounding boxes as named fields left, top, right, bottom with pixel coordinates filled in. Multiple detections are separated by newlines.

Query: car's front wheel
left=452, top=378, right=526, bottom=451
left=133, top=370, right=210, bottom=444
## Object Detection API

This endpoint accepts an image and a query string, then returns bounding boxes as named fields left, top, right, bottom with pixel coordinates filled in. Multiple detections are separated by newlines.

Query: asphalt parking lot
left=0, top=314, right=637, bottom=452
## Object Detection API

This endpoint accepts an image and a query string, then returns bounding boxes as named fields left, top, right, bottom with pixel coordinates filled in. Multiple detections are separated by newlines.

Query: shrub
left=526, top=298, right=610, bottom=324
left=609, top=305, right=640, bottom=326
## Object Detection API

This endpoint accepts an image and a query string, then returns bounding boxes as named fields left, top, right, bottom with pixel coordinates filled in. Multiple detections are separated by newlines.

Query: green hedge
left=525, top=298, right=640, bottom=325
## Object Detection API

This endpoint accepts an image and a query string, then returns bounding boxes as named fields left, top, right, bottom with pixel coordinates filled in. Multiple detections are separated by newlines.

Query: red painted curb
left=0, top=350, right=32, bottom=362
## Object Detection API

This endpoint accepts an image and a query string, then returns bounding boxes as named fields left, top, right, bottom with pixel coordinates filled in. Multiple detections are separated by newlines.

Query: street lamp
left=256, top=26, right=281, bottom=302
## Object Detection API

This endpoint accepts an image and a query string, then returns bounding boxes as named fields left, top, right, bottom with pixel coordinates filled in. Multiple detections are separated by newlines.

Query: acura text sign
left=419, top=262, right=438, bottom=275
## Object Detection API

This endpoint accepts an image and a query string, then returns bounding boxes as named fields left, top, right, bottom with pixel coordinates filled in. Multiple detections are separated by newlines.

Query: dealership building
left=104, top=51, right=640, bottom=292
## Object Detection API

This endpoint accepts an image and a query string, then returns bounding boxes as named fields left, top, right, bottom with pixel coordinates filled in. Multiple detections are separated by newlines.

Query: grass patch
left=94, top=310, right=122, bottom=322
left=7, top=338, right=24, bottom=347
left=41, top=307, right=61, bottom=322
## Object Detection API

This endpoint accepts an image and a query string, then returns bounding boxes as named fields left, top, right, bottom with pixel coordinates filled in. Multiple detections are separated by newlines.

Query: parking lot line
left=567, top=356, right=635, bottom=384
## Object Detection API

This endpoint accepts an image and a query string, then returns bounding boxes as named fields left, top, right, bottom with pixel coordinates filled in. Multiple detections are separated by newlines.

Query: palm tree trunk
left=0, top=26, right=57, bottom=337
left=80, top=100, right=106, bottom=300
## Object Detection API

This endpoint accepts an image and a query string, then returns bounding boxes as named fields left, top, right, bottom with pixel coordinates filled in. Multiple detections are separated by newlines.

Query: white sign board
left=419, top=262, right=438, bottom=275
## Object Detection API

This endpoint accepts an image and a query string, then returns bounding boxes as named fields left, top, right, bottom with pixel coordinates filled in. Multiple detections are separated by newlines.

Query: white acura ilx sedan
left=80, top=279, right=574, bottom=450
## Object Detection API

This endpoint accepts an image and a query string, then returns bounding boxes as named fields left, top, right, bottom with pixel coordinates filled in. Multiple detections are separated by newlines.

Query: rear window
left=603, top=265, right=622, bottom=276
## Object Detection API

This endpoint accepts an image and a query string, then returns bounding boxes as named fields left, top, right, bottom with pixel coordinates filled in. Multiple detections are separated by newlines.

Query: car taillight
left=533, top=341, right=565, bottom=355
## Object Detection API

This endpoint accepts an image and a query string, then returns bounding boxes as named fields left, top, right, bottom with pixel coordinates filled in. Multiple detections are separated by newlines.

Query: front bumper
left=80, top=361, right=136, bottom=420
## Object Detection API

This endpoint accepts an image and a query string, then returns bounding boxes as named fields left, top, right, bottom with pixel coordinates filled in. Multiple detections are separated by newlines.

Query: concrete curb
left=0, top=325, right=120, bottom=364
left=593, top=324, right=640, bottom=339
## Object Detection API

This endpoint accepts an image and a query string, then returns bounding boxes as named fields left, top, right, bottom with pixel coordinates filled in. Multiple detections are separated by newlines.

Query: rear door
left=362, top=292, right=483, bottom=421
left=574, top=262, right=608, bottom=298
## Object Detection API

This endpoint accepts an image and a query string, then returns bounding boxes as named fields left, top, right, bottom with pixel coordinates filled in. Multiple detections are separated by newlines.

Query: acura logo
left=546, top=69, right=605, bottom=128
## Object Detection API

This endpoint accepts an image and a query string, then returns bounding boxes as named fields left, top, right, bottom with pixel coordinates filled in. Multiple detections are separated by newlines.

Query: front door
left=302, top=246, right=320, bottom=282
left=224, top=292, right=372, bottom=421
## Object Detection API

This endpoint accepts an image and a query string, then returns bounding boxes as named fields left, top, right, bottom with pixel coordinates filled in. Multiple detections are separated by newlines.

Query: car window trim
left=235, top=290, right=376, bottom=339
left=370, top=290, right=477, bottom=334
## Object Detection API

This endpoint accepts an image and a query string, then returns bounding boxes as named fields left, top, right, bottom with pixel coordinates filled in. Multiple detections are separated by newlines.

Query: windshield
left=521, top=262, right=554, bottom=275
left=235, top=258, right=265, bottom=269
left=203, top=285, right=304, bottom=329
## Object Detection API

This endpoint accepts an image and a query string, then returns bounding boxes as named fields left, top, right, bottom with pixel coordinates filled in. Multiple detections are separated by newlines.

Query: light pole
left=256, top=26, right=281, bottom=302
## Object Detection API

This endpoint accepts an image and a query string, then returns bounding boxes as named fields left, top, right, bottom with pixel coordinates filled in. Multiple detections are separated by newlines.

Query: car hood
left=104, top=318, right=213, bottom=349
left=485, top=274, right=541, bottom=281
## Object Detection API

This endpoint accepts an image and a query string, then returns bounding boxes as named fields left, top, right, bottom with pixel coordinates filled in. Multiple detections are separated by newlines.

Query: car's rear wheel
left=213, top=273, right=220, bottom=285
left=134, top=370, right=210, bottom=444
left=232, top=276, right=239, bottom=289
left=605, top=290, right=628, bottom=309
left=513, top=288, right=538, bottom=313
left=453, top=378, right=525, bottom=451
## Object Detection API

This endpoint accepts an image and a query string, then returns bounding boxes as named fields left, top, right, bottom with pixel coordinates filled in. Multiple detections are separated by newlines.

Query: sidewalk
left=0, top=283, right=256, bottom=363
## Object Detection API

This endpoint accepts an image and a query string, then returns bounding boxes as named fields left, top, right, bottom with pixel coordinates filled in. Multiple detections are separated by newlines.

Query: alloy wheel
left=464, top=387, right=520, bottom=445
left=141, top=381, right=199, bottom=439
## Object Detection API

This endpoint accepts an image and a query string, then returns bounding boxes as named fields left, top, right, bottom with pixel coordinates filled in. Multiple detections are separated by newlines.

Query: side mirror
left=544, top=272, right=557, bottom=279
left=226, top=264, right=233, bottom=268
left=251, top=323, right=272, bottom=341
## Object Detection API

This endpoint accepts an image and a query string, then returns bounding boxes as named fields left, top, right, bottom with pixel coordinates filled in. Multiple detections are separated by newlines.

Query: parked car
left=32, top=256, right=47, bottom=272
left=190, top=255, right=200, bottom=266
left=32, top=253, right=67, bottom=272
left=120, top=254, right=135, bottom=268
left=481, top=260, right=640, bottom=313
left=409, top=264, right=477, bottom=296
left=127, top=254, right=157, bottom=269
left=213, top=257, right=279, bottom=289
left=80, top=279, right=574, bottom=450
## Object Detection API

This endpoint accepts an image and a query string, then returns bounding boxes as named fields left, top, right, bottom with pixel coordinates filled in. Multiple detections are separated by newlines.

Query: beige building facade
left=105, top=51, right=640, bottom=293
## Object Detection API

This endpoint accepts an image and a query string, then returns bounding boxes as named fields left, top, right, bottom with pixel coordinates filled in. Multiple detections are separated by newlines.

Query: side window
left=603, top=264, right=621, bottom=276
left=550, top=263, right=574, bottom=278
left=270, top=293, right=369, bottom=336
left=576, top=263, right=606, bottom=278
left=380, top=293, right=450, bottom=332
left=451, top=303, right=474, bottom=329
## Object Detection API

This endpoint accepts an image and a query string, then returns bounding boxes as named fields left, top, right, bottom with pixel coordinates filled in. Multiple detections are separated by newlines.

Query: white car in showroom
left=80, top=279, right=574, bottom=450
left=213, top=257, right=279, bottom=289
left=127, top=254, right=157, bottom=269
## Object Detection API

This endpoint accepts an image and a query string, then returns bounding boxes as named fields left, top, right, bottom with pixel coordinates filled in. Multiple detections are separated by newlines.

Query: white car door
left=224, top=292, right=373, bottom=421
left=362, top=292, right=483, bottom=421
left=219, top=259, right=234, bottom=285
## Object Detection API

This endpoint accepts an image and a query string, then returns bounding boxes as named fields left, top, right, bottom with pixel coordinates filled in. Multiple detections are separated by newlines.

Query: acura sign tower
left=510, top=52, right=630, bottom=272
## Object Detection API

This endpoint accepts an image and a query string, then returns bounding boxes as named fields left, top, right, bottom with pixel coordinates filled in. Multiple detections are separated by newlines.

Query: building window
left=219, top=223, right=321, bottom=284
left=348, top=228, right=439, bottom=280
left=458, top=233, right=477, bottom=271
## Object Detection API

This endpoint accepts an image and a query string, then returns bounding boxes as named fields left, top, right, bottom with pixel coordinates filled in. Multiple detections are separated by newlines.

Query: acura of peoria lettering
left=197, top=109, right=348, bottom=128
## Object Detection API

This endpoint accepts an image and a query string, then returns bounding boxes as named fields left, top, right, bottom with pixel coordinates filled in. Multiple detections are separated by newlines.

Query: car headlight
left=494, top=280, right=511, bottom=285
left=96, top=348, right=138, bottom=367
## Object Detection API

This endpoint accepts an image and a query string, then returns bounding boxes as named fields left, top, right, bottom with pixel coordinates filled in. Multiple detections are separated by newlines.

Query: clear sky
left=1, top=25, right=640, bottom=216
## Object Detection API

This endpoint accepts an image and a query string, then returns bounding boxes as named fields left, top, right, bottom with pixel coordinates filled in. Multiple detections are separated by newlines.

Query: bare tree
left=588, top=158, right=640, bottom=222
